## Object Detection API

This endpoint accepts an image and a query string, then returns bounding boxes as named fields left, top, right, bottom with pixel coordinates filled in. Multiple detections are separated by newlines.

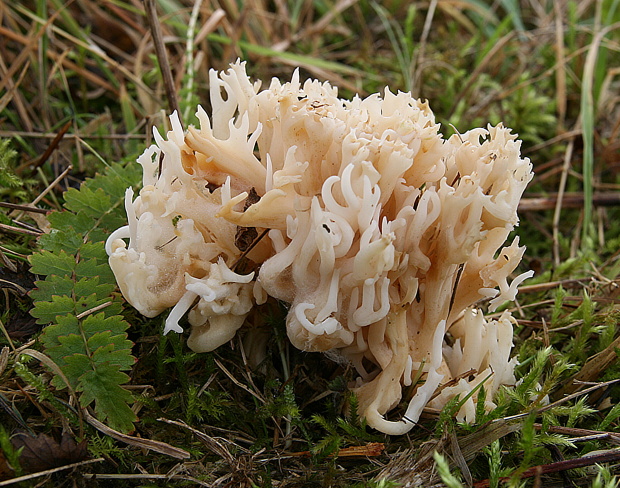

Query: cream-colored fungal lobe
left=106, top=60, right=534, bottom=435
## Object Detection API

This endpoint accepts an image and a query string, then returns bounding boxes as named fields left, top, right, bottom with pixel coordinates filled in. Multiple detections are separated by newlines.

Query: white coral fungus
left=106, top=61, right=534, bottom=435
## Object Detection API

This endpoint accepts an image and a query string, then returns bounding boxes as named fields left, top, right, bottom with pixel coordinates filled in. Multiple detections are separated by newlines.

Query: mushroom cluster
left=106, top=61, right=533, bottom=434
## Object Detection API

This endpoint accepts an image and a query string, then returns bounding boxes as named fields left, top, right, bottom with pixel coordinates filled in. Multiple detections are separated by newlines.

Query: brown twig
left=144, top=0, right=180, bottom=118
left=535, top=424, right=620, bottom=445
left=519, top=192, right=620, bottom=211
left=33, top=120, right=72, bottom=171
left=0, top=223, right=42, bottom=236
left=473, top=448, right=620, bottom=488
left=517, top=278, right=592, bottom=294
left=0, top=202, right=49, bottom=214
left=288, top=442, right=385, bottom=458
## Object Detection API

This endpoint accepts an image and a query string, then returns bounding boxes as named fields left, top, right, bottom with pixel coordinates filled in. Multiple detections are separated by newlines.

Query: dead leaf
left=11, top=432, right=88, bottom=473
left=0, top=260, right=35, bottom=296
left=5, top=309, right=40, bottom=341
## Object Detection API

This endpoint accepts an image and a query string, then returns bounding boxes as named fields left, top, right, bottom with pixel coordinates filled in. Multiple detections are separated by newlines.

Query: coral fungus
left=106, top=61, right=533, bottom=434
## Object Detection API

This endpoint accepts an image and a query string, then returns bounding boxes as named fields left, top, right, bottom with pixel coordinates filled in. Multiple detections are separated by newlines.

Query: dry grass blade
left=375, top=433, right=449, bottom=488
left=157, top=418, right=236, bottom=464
left=80, top=473, right=212, bottom=485
left=84, top=410, right=190, bottom=460
left=447, top=32, right=515, bottom=120
left=555, top=334, right=620, bottom=397
left=459, top=419, right=524, bottom=461
left=0, top=60, right=32, bottom=130
left=214, top=357, right=265, bottom=403
left=552, top=138, right=575, bottom=265
left=450, top=429, right=472, bottom=486
left=289, top=442, right=385, bottom=458
left=19, top=165, right=72, bottom=210
left=0, top=12, right=55, bottom=95
left=553, top=0, right=567, bottom=129
left=0, top=458, right=104, bottom=487
left=288, top=0, right=359, bottom=46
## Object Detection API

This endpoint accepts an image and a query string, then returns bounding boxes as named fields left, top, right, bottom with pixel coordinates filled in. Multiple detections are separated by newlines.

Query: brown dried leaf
left=0, top=260, right=35, bottom=296
left=11, top=432, right=88, bottom=473
left=5, top=309, right=41, bottom=341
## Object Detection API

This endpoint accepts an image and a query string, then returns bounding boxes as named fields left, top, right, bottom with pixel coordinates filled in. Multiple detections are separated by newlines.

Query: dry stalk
left=144, top=0, right=180, bottom=118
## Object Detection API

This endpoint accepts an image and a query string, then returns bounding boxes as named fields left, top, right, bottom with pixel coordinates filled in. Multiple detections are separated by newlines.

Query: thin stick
left=517, top=278, right=591, bottom=294
left=520, top=192, right=620, bottom=211
left=75, top=301, right=113, bottom=320
left=474, top=448, right=620, bottom=488
left=0, top=458, right=105, bottom=487
left=144, top=0, right=180, bottom=118
left=500, top=377, right=620, bottom=423
left=30, top=165, right=72, bottom=207
left=10, top=165, right=72, bottom=220
left=214, top=358, right=266, bottom=403
left=35, top=120, right=72, bottom=171
left=0, top=223, right=41, bottom=236
left=0, top=202, right=48, bottom=214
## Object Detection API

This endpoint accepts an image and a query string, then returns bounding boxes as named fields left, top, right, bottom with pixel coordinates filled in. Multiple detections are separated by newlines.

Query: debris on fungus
left=106, top=61, right=533, bottom=434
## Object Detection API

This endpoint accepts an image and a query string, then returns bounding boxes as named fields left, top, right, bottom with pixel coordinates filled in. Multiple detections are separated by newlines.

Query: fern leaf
left=29, top=162, right=141, bottom=433
left=30, top=295, right=77, bottom=324
left=29, top=275, right=76, bottom=302
left=74, top=362, right=136, bottom=433
left=63, top=186, right=112, bottom=217
left=38, top=228, right=84, bottom=254
left=29, top=250, right=77, bottom=277
left=46, top=211, right=94, bottom=235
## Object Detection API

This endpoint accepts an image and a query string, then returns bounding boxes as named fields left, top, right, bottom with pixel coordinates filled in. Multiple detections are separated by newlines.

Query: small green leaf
left=31, top=295, right=76, bottom=324
left=47, top=210, right=94, bottom=235
left=64, top=186, right=112, bottom=217
left=29, top=250, right=76, bottom=277
left=77, top=363, right=136, bottom=432
left=75, top=259, right=115, bottom=283
left=37, top=228, right=83, bottom=254
left=29, top=274, right=76, bottom=302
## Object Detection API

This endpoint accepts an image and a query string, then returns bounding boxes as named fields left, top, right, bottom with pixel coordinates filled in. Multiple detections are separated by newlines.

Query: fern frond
left=0, top=139, right=20, bottom=188
left=29, top=161, right=141, bottom=432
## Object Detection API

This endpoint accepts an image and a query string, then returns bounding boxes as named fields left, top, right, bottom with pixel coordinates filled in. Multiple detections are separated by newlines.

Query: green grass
left=0, top=0, right=619, bottom=486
